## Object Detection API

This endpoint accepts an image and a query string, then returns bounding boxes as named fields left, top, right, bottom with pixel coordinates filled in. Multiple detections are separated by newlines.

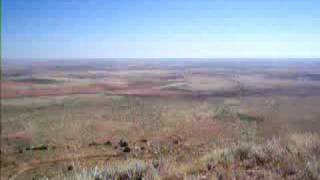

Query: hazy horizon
left=3, top=57, right=320, bottom=62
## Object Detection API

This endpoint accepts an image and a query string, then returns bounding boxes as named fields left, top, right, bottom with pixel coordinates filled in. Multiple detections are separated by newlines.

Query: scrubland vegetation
left=35, top=133, right=320, bottom=179
left=1, top=60, right=320, bottom=179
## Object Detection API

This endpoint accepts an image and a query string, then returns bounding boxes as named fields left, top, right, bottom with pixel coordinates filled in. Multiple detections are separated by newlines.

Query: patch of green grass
left=25, top=144, right=48, bottom=151
left=13, top=78, right=63, bottom=84
left=214, top=104, right=236, bottom=121
left=237, top=113, right=259, bottom=123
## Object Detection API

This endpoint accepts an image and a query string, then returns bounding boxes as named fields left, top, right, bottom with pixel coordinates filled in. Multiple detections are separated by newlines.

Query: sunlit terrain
left=1, top=59, right=320, bottom=179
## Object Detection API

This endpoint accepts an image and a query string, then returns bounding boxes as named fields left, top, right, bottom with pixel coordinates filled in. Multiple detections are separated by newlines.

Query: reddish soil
left=177, top=116, right=221, bottom=145
left=114, top=88, right=187, bottom=97
left=1, top=81, right=188, bottom=99
left=1, top=81, right=124, bottom=99
left=7, top=152, right=122, bottom=180
left=1, top=81, right=34, bottom=88
left=4, top=131, right=33, bottom=144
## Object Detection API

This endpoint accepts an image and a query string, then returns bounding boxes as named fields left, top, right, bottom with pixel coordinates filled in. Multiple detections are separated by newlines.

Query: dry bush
left=104, top=159, right=147, bottom=179
left=103, top=159, right=159, bottom=180
left=253, top=137, right=285, bottom=163
left=56, top=166, right=103, bottom=180
left=181, top=133, right=320, bottom=179
left=305, top=158, right=320, bottom=180
left=287, top=133, right=320, bottom=157
left=200, top=149, right=228, bottom=168
left=49, top=159, right=159, bottom=180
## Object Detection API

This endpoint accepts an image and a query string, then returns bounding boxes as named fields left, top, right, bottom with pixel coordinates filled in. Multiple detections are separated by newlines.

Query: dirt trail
left=8, top=152, right=122, bottom=180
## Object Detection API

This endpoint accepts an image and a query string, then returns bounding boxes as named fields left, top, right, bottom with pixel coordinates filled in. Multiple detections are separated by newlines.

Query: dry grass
left=59, top=133, right=319, bottom=179
left=47, top=159, right=159, bottom=180
left=3, top=61, right=320, bottom=179
left=177, top=133, right=320, bottom=179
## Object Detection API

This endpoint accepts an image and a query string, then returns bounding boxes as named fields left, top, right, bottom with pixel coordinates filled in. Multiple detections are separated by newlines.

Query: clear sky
left=2, top=0, right=320, bottom=59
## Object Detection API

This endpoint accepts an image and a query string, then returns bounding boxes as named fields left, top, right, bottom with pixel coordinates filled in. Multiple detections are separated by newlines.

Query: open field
left=1, top=59, right=320, bottom=179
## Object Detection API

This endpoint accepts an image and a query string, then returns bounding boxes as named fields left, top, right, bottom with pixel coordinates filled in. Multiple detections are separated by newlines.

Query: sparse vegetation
left=179, top=133, right=320, bottom=179
left=2, top=60, right=320, bottom=179
left=13, top=78, right=62, bottom=84
left=36, top=133, right=319, bottom=179
left=48, top=160, right=159, bottom=180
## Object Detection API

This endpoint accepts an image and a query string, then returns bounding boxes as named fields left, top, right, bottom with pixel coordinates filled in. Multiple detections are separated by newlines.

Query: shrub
left=200, top=148, right=229, bottom=168
left=51, top=160, right=159, bottom=180
left=305, top=158, right=320, bottom=180
left=103, top=160, right=147, bottom=180
left=288, top=133, right=320, bottom=157
left=59, top=166, right=104, bottom=180
left=188, top=133, right=320, bottom=179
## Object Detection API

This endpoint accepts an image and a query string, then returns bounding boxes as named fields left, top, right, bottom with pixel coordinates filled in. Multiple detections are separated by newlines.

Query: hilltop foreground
left=27, top=133, right=320, bottom=179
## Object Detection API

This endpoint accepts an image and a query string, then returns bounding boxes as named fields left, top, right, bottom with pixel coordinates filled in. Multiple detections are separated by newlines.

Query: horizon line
left=3, top=57, right=320, bottom=61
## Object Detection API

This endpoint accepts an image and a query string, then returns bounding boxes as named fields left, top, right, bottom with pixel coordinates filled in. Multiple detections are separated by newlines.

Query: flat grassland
left=1, top=59, right=320, bottom=179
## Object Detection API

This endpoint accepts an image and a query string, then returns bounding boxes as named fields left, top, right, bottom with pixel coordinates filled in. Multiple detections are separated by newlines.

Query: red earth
left=1, top=81, right=188, bottom=99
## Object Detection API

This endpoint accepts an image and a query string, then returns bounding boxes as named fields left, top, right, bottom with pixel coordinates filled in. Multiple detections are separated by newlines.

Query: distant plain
left=1, top=59, right=320, bottom=179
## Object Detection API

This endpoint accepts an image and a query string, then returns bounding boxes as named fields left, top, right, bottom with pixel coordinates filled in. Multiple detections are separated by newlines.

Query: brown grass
left=177, top=133, right=320, bottom=179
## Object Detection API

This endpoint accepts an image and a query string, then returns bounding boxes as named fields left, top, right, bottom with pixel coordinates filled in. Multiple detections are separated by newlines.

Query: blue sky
left=2, top=0, right=320, bottom=59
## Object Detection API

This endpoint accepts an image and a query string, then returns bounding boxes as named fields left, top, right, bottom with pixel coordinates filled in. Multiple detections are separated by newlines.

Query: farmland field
left=1, top=59, right=320, bottom=179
